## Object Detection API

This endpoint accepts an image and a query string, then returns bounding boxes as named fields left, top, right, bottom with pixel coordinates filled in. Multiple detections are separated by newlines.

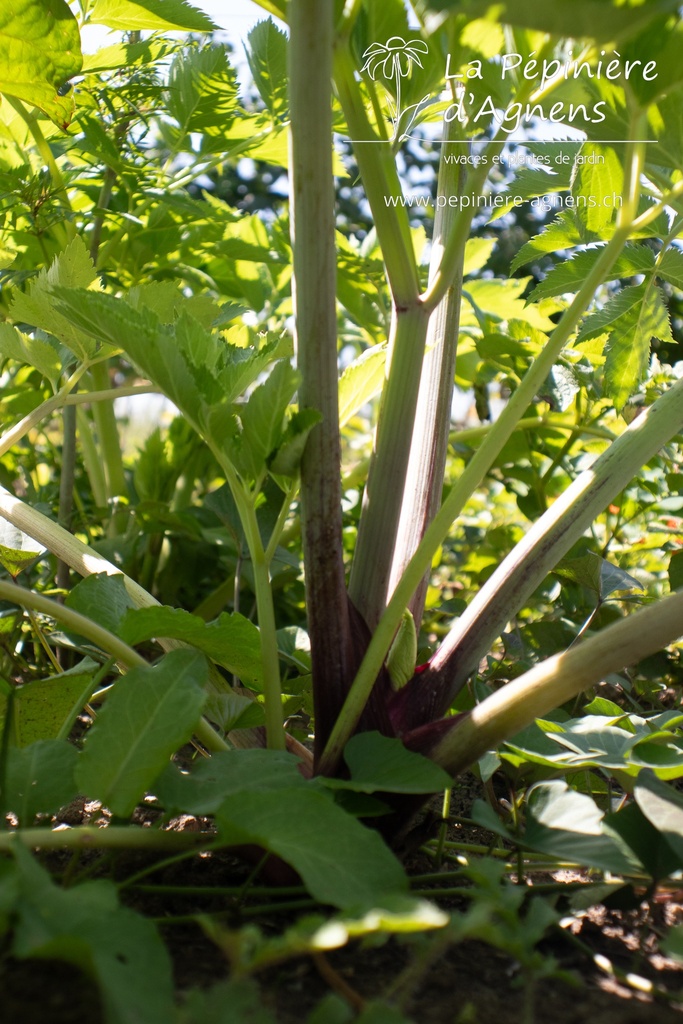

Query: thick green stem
left=242, top=502, right=285, bottom=751
left=0, top=827, right=213, bottom=853
left=289, top=0, right=352, bottom=758
left=333, top=45, right=419, bottom=306
left=56, top=403, right=77, bottom=593
left=0, top=363, right=89, bottom=461
left=89, top=361, right=128, bottom=532
left=414, top=372, right=683, bottom=717
left=76, top=407, right=108, bottom=509
left=0, top=579, right=146, bottom=668
left=388, top=125, right=467, bottom=624
left=348, top=303, right=430, bottom=628
left=432, top=588, right=683, bottom=777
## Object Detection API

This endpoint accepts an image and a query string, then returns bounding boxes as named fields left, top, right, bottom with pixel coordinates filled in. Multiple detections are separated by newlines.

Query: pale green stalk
left=388, top=116, right=467, bottom=623
left=88, top=361, right=128, bottom=532
left=0, top=579, right=146, bottom=669
left=0, top=827, right=212, bottom=853
left=0, top=363, right=90, bottom=460
left=76, top=407, right=108, bottom=509
left=349, top=304, right=430, bottom=626
left=428, top=371, right=683, bottom=700
left=432, top=588, right=683, bottom=776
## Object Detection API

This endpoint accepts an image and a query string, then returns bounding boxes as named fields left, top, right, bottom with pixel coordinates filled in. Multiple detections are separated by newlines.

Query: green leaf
left=66, top=573, right=136, bottom=635
left=0, top=518, right=45, bottom=576
left=9, top=667, right=96, bottom=746
left=604, top=802, right=682, bottom=881
left=511, top=211, right=585, bottom=273
left=11, top=237, right=102, bottom=360
left=216, top=787, right=408, bottom=910
left=530, top=245, right=655, bottom=303
left=634, top=770, right=683, bottom=864
left=338, top=344, right=387, bottom=428
left=462, top=237, right=497, bottom=275
left=4, top=740, right=78, bottom=825
left=0, top=0, right=82, bottom=128
left=0, top=323, right=62, bottom=383
left=155, top=749, right=308, bottom=815
left=269, top=408, right=322, bottom=478
left=669, top=550, right=683, bottom=592
left=12, top=846, right=175, bottom=1024
left=89, top=0, right=216, bottom=31
left=118, top=606, right=264, bottom=687
left=577, top=284, right=672, bottom=412
left=657, top=246, right=683, bottom=291
left=178, top=979, right=278, bottom=1024
left=76, top=649, right=207, bottom=817
left=166, top=45, right=237, bottom=138
left=241, top=359, right=300, bottom=477
left=571, top=145, right=624, bottom=234
left=417, top=0, right=681, bottom=43
left=335, top=732, right=452, bottom=795
left=525, top=781, right=643, bottom=874
left=663, top=925, right=683, bottom=964
left=246, top=19, right=288, bottom=122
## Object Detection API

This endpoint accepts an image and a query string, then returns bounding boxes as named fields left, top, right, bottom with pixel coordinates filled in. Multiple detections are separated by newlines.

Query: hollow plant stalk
left=289, top=0, right=353, bottom=756
left=432, top=587, right=683, bottom=776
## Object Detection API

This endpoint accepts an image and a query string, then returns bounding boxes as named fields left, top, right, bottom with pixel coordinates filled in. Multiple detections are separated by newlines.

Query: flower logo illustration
left=361, top=36, right=429, bottom=141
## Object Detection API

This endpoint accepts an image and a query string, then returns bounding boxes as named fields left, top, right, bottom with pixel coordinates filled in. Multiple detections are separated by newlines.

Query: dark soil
left=2, top=781, right=683, bottom=1024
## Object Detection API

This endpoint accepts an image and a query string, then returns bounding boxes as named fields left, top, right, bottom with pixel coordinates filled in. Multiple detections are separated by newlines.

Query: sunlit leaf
left=76, top=649, right=207, bottom=817
left=0, top=0, right=82, bottom=127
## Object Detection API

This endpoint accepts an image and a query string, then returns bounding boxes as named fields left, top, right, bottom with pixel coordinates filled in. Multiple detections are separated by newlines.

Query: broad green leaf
left=241, top=359, right=300, bottom=476
left=599, top=559, right=643, bottom=598
left=530, top=245, right=655, bottom=302
left=118, top=606, right=264, bottom=687
left=657, top=246, right=683, bottom=291
left=12, top=846, right=175, bottom=1024
left=462, top=278, right=555, bottom=331
left=462, top=236, right=497, bottom=275
left=166, top=45, right=237, bottom=139
left=0, top=518, right=45, bottom=576
left=9, top=667, right=96, bottom=746
left=0, top=323, right=61, bottom=383
left=338, top=344, right=387, bottom=427
left=76, top=649, right=207, bottom=817
left=178, top=979, right=277, bottom=1024
left=66, top=573, right=136, bottom=636
left=332, top=732, right=452, bottom=795
left=577, top=284, right=672, bottom=411
left=417, top=0, right=681, bottom=42
left=492, top=165, right=571, bottom=221
left=634, top=770, right=683, bottom=863
left=4, top=740, right=78, bottom=824
left=11, top=237, right=102, bottom=360
left=81, top=37, right=171, bottom=74
left=89, top=0, right=216, bottom=31
left=246, top=19, right=288, bottom=122
left=204, top=691, right=265, bottom=733
left=269, top=408, right=322, bottom=478
left=571, top=145, right=623, bottom=234
left=511, top=211, right=585, bottom=272
left=0, top=0, right=82, bottom=128
left=155, top=749, right=307, bottom=814
left=669, top=550, right=683, bottom=592
left=525, top=781, right=642, bottom=874
left=604, top=803, right=681, bottom=881
left=663, top=925, right=683, bottom=964
left=216, top=787, right=408, bottom=909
